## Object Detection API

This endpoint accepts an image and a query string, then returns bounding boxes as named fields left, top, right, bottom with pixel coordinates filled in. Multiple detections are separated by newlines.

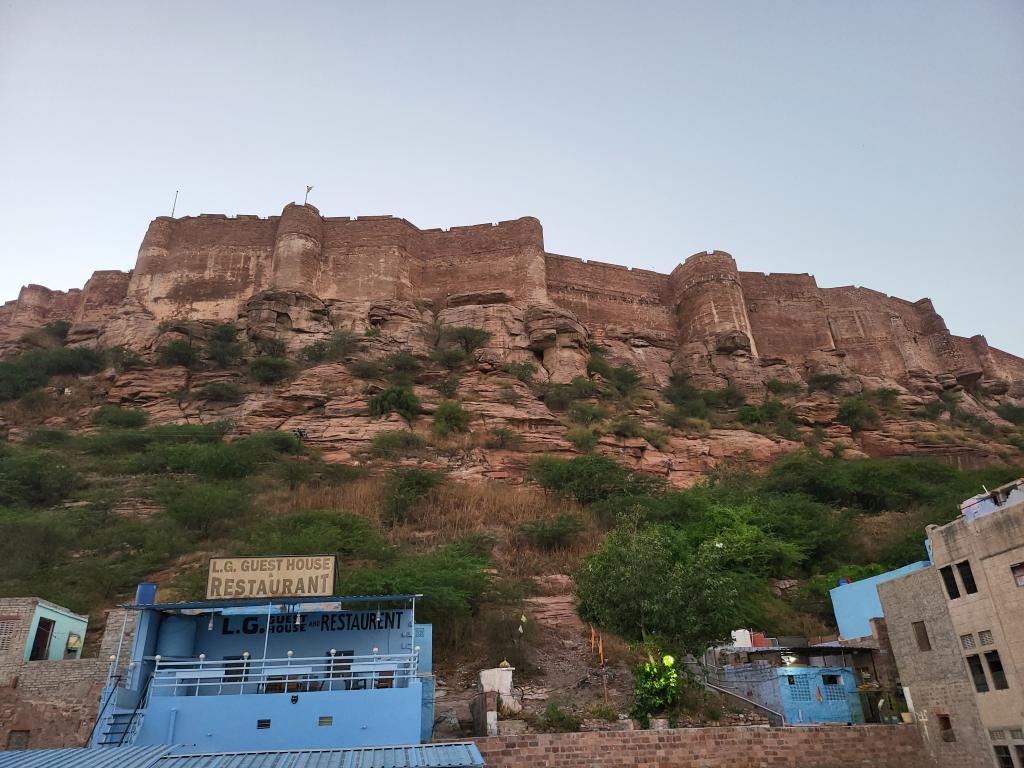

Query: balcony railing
left=148, top=653, right=419, bottom=697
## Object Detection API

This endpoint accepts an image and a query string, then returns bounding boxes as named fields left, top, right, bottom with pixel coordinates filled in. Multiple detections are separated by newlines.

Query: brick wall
left=473, top=724, right=926, bottom=768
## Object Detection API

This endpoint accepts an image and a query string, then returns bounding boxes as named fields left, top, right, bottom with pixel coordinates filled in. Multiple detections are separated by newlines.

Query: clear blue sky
left=1, top=1, right=1021, bottom=354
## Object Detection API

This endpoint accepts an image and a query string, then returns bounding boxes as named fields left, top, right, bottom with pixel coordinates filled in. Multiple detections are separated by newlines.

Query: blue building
left=0, top=587, right=484, bottom=766
left=714, top=647, right=867, bottom=725
left=829, top=561, right=930, bottom=640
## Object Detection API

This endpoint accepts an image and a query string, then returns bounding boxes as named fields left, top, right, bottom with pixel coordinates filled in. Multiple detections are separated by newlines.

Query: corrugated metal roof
left=159, top=743, right=485, bottom=767
left=0, top=745, right=172, bottom=768
left=0, top=743, right=484, bottom=768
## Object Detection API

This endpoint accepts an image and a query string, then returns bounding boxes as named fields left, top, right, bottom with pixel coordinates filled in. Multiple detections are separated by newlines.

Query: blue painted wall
left=134, top=682, right=424, bottom=750
left=829, top=561, right=930, bottom=639
left=776, top=667, right=864, bottom=725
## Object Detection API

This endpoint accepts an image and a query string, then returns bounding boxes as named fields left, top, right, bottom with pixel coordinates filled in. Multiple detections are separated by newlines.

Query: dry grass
left=255, top=475, right=603, bottom=577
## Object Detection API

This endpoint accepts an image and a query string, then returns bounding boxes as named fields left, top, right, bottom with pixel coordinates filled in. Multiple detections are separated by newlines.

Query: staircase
left=95, top=711, right=136, bottom=746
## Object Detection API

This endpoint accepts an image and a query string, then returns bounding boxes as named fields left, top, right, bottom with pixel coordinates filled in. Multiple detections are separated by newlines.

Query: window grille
left=961, top=634, right=976, bottom=649
left=823, top=678, right=846, bottom=702
left=979, top=629, right=995, bottom=646
left=1009, top=729, right=1023, bottom=740
left=990, top=729, right=1006, bottom=741
left=0, top=621, right=15, bottom=653
left=788, top=675, right=812, bottom=701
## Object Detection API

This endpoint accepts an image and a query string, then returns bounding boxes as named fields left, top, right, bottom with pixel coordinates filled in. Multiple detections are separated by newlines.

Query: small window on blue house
left=822, top=675, right=845, bottom=702
left=940, top=566, right=961, bottom=599
left=318, top=716, right=333, bottom=726
left=787, top=675, right=811, bottom=701
left=956, top=561, right=978, bottom=594
left=256, top=719, right=271, bottom=730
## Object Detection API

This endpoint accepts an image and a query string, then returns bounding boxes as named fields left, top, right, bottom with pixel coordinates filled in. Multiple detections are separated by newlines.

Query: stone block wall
left=473, top=724, right=926, bottom=768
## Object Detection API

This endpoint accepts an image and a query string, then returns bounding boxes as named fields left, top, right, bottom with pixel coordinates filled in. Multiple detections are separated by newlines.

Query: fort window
left=966, top=654, right=990, bottom=693
left=984, top=651, right=1009, bottom=690
left=912, top=621, right=931, bottom=652
left=956, top=561, right=978, bottom=594
left=1012, top=562, right=1024, bottom=587
left=937, top=714, right=955, bottom=742
left=960, top=633, right=976, bottom=649
left=993, top=746, right=1013, bottom=768
left=940, top=566, right=961, bottom=599
left=0, top=619, right=15, bottom=653
left=979, top=629, right=994, bottom=646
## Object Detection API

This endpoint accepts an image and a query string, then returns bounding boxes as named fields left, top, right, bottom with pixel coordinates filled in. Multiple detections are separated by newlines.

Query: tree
left=206, top=323, right=243, bottom=368
left=442, top=326, right=492, bottom=354
left=575, top=521, right=745, bottom=654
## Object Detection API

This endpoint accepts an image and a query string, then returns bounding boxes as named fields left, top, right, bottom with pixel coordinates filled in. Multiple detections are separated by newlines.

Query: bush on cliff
left=837, top=396, right=881, bottom=432
left=92, top=404, right=149, bottom=428
left=529, top=454, right=663, bottom=505
left=383, top=467, right=445, bottom=524
left=197, top=381, right=244, bottom=402
left=158, top=339, right=200, bottom=368
left=368, top=386, right=421, bottom=421
left=0, top=447, right=78, bottom=507
left=206, top=323, right=243, bottom=368
left=442, top=326, right=492, bottom=354
left=432, top=400, right=471, bottom=437
left=249, top=356, right=292, bottom=384
left=247, top=510, right=389, bottom=561
left=0, top=347, right=106, bottom=400
left=370, top=430, right=427, bottom=457
left=301, top=331, right=358, bottom=364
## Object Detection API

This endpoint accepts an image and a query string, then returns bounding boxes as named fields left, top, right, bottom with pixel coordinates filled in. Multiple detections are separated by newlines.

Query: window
left=1016, top=747, right=1024, bottom=767
left=1010, top=729, right=1023, bottom=740
left=1012, top=563, right=1024, bottom=588
left=940, top=566, right=961, bottom=599
left=956, top=561, right=978, bottom=594
left=788, top=675, right=811, bottom=701
left=256, top=719, right=271, bottom=730
left=993, top=746, right=1013, bottom=768
left=967, top=655, right=990, bottom=693
left=937, top=714, right=956, bottom=742
left=28, top=617, right=55, bottom=661
left=822, top=674, right=840, bottom=685
left=913, top=621, right=932, bottom=652
left=0, top=620, right=15, bottom=653
left=990, top=729, right=1006, bottom=741
left=960, top=633, right=976, bottom=649
left=318, top=716, right=333, bottom=727
left=223, top=656, right=249, bottom=683
left=984, top=651, right=1009, bottom=690
left=5, top=731, right=29, bottom=750
left=979, top=629, right=995, bottom=646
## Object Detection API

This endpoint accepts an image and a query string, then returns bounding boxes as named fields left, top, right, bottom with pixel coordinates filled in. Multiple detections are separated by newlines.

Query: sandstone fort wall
left=2, top=202, right=1020, bottom=384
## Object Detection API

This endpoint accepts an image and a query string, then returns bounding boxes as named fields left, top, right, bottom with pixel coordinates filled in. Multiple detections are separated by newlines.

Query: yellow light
left=662, top=655, right=675, bottom=667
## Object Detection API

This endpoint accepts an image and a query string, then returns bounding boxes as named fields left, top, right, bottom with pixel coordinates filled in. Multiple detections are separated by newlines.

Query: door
left=28, top=617, right=55, bottom=660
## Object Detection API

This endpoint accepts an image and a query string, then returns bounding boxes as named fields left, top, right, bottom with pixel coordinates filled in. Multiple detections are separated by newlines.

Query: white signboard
left=207, top=555, right=336, bottom=599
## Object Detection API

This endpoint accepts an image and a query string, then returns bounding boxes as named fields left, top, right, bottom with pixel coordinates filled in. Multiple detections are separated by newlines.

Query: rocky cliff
left=3, top=202, right=1023, bottom=480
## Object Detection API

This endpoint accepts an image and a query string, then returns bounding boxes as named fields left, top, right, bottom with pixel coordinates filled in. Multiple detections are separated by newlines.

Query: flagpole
left=170, top=190, right=179, bottom=217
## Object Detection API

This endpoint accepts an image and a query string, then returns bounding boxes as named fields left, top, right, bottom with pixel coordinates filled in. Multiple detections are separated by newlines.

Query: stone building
left=879, top=479, right=1024, bottom=768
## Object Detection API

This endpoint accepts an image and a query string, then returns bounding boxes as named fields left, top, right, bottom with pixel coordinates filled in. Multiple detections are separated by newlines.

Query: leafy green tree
left=158, top=339, right=199, bottom=368
left=92, top=405, right=149, bottom=428
left=442, top=326, right=492, bottom=354
left=529, top=454, right=662, bottom=505
left=432, top=400, right=471, bottom=437
left=249, top=356, right=292, bottom=384
left=370, top=430, right=427, bottom=457
left=0, top=448, right=78, bottom=506
left=247, top=510, right=389, bottom=560
left=384, top=467, right=445, bottom=524
left=198, top=382, right=244, bottom=402
left=206, top=323, right=243, bottom=368
left=837, top=397, right=880, bottom=432
left=161, top=482, right=250, bottom=538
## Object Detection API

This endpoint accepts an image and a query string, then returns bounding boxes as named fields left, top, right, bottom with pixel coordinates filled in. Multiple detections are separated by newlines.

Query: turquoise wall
left=23, top=602, right=89, bottom=662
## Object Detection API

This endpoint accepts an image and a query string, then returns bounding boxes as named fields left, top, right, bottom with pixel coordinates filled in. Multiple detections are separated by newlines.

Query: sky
left=1, top=1, right=1021, bottom=354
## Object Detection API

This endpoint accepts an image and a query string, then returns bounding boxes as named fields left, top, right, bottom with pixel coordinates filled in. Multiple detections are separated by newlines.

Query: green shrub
left=540, top=385, right=572, bottom=411
left=610, top=416, right=642, bottom=438
left=565, top=427, right=598, bottom=453
left=158, top=339, right=199, bottom=368
left=567, top=376, right=600, bottom=399
left=0, top=449, right=78, bottom=506
left=537, top=700, right=582, bottom=733
left=368, top=386, right=421, bottom=421
left=766, top=378, right=801, bottom=395
left=703, top=386, right=746, bottom=409
left=206, top=324, right=242, bottom=367
left=318, top=463, right=370, bottom=485
left=364, top=326, right=382, bottom=338
left=247, top=510, right=389, bottom=560
left=277, top=459, right=314, bottom=489
left=198, top=382, right=244, bottom=402
left=0, top=347, right=107, bottom=400
left=433, top=400, right=471, bottom=437
left=996, top=403, right=1024, bottom=426
left=92, top=405, right=149, bottom=428
left=348, top=359, right=383, bottom=379
left=160, top=481, right=250, bottom=538
left=808, top=373, right=844, bottom=392
left=837, top=397, right=880, bottom=432
left=867, top=387, right=901, bottom=410
left=254, top=337, right=287, bottom=357
left=301, top=331, right=358, bottom=363
left=569, top=402, right=608, bottom=425
left=109, top=345, right=147, bottom=372
left=384, top=467, right=445, bottom=524
left=42, top=320, right=72, bottom=341
left=371, top=430, right=427, bottom=457
left=530, top=454, right=662, bottom=505
left=632, top=655, right=684, bottom=723
left=442, top=326, right=492, bottom=353
left=249, top=356, right=292, bottom=384
left=129, top=429, right=300, bottom=479
left=484, top=427, right=522, bottom=449
left=501, top=361, right=537, bottom=383
left=498, top=385, right=520, bottom=404
left=430, top=347, right=468, bottom=370
left=24, top=427, right=71, bottom=446
left=383, top=351, right=422, bottom=385
left=587, top=353, right=641, bottom=397
left=433, top=374, right=460, bottom=399
left=519, top=514, right=585, bottom=551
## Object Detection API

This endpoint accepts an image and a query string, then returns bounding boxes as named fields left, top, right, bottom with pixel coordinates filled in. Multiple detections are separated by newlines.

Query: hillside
left=2, top=203, right=1024, bottom=727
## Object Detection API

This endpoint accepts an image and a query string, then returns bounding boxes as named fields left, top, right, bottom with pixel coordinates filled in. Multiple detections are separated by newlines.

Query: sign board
left=206, top=556, right=336, bottom=600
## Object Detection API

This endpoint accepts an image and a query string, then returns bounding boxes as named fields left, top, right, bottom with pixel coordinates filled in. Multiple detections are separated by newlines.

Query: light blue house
left=74, top=586, right=483, bottom=766
left=715, top=647, right=866, bottom=725
left=829, top=561, right=930, bottom=640
left=21, top=599, right=88, bottom=661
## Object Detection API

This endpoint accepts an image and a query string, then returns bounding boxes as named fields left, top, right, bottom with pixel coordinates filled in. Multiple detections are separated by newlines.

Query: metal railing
left=148, top=653, right=419, bottom=697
